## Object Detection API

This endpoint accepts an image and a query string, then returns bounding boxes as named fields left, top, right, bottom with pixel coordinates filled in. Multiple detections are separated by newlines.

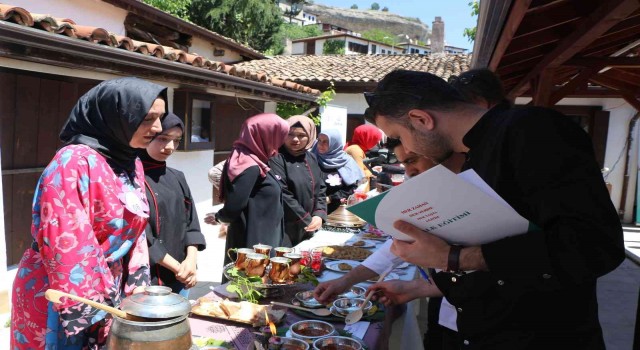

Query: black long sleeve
left=216, top=166, right=260, bottom=224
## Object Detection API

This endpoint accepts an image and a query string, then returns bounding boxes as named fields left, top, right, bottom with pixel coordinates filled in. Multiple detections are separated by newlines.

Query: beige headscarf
left=287, top=115, right=317, bottom=154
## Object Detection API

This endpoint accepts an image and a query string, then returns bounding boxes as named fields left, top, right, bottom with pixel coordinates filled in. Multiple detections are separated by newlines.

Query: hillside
left=305, top=3, right=430, bottom=42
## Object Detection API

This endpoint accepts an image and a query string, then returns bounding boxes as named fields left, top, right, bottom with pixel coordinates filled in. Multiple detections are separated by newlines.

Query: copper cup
left=274, top=247, right=294, bottom=257
left=245, top=253, right=269, bottom=277
left=284, top=253, right=302, bottom=278
left=269, top=257, right=291, bottom=283
left=227, top=248, right=254, bottom=271
left=253, top=244, right=273, bottom=256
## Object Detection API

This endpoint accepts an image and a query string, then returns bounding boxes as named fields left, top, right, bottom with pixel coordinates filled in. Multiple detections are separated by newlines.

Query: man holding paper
left=364, top=70, right=624, bottom=349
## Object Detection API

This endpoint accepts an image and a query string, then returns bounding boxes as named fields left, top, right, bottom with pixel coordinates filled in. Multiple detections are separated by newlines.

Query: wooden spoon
left=45, top=289, right=145, bottom=321
left=270, top=301, right=332, bottom=316
left=345, top=264, right=395, bottom=325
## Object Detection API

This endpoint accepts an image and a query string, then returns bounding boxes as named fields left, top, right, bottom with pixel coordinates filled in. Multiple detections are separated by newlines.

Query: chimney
left=431, top=16, right=444, bottom=53
left=283, top=38, right=293, bottom=56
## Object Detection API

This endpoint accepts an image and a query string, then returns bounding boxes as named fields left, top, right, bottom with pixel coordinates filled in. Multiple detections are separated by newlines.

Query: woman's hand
left=176, top=247, right=198, bottom=288
left=132, top=286, right=147, bottom=294
left=305, top=216, right=323, bottom=232
left=204, top=212, right=219, bottom=225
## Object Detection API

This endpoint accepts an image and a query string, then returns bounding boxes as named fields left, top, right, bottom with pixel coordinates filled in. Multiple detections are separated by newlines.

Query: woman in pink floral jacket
left=10, top=77, right=167, bottom=349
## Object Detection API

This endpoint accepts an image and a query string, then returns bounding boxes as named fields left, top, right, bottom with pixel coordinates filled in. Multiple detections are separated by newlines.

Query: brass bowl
left=313, top=336, right=362, bottom=350
left=290, top=320, right=335, bottom=342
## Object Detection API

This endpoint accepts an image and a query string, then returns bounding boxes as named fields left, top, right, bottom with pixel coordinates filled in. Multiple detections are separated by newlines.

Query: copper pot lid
left=119, top=286, right=191, bottom=319
left=325, top=205, right=366, bottom=228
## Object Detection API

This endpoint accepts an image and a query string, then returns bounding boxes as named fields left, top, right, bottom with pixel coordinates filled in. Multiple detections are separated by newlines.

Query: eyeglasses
left=448, top=74, right=474, bottom=85
left=363, top=91, right=423, bottom=107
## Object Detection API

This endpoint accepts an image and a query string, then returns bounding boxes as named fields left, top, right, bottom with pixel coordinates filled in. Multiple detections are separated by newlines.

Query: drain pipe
left=618, top=111, right=640, bottom=219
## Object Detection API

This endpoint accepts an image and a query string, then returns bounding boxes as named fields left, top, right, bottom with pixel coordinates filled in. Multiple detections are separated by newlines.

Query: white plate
left=325, top=260, right=361, bottom=273
left=345, top=240, right=377, bottom=249
left=366, top=272, right=400, bottom=283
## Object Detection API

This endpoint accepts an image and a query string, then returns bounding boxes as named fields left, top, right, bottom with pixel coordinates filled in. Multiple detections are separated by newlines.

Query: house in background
left=0, top=0, right=318, bottom=308
left=277, top=0, right=318, bottom=26
left=235, top=54, right=471, bottom=139
left=291, top=32, right=403, bottom=55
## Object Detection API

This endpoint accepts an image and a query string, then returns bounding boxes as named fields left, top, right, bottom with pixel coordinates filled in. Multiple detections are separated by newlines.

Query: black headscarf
left=60, top=77, right=168, bottom=172
left=139, top=113, right=185, bottom=168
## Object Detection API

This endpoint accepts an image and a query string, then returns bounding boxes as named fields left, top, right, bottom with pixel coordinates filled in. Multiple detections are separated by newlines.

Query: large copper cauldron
left=107, top=286, right=197, bottom=350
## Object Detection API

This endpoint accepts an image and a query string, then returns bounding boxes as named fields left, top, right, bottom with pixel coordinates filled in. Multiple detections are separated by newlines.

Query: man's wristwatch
left=447, top=245, right=463, bottom=272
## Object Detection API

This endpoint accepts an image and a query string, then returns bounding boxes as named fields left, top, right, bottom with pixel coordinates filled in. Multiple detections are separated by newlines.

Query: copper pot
left=107, top=286, right=195, bottom=350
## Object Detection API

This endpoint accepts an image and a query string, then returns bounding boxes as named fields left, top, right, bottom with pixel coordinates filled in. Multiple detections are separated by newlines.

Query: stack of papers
left=347, top=165, right=535, bottom=245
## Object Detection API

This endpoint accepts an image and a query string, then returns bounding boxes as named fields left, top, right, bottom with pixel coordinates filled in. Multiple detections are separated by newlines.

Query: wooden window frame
left=173, top=90, right=215, bottom=151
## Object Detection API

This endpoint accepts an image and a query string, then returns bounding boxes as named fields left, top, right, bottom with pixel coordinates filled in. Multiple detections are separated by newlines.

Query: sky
left=311, top=0, right=478, bottom=50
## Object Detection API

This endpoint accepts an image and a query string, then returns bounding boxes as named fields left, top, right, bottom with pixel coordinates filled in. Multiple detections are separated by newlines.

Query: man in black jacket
left=364, top=70, right=624, bottom=350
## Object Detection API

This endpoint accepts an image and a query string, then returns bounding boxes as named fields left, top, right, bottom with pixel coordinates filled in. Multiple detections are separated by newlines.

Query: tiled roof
left=234, top=54, right=471, bottom=84
left=0, top=3, right=320, bottom=96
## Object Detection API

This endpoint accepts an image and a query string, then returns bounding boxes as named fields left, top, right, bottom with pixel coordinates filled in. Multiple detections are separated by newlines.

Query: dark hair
left=448, top=68, right=507, bottom=107
left=385, top=137, right=402, bottom=150
left=364, top=70, right=467, bottom=123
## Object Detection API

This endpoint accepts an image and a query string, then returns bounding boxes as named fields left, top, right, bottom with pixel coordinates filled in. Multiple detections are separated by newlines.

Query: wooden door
left=0, top=68, right=97, bottom=265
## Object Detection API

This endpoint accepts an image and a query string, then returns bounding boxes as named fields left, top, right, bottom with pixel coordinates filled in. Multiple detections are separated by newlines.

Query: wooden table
left=188, top=230, right=421, bottom=350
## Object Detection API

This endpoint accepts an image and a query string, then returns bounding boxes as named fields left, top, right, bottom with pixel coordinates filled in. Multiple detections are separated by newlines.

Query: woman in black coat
left=140, top=113, right=206, bottom=296
left=269, top=115, right=327, bottom=246
left=215, top=113, right=290, bottom=267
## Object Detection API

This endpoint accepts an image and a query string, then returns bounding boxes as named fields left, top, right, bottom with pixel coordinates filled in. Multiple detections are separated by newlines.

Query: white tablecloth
left=294, top=230, right=425, bottom=350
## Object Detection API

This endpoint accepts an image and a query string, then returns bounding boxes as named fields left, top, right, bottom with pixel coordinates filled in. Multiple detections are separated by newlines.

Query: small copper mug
left=245, top=253, right=269, bottom=277
left=227, top=248, right=254, bottom=271
left=253, top=244, right=273, bottom=256
left=274, top=247, right=294, bottom=257
left=269, top=257, right=291, bottom=283
left=284, top=253, right=302, bottom=278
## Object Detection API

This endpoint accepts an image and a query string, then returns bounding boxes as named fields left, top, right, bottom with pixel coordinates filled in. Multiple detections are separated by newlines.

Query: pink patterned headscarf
left=226, top=113, right=289, bottom=182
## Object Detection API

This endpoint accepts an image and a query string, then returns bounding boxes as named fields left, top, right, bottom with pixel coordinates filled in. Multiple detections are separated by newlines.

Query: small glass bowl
left=332, top=297, right=372, bottom=316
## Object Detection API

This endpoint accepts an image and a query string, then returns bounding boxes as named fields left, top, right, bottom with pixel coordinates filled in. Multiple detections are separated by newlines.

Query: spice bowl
left=313, top=336, right=362, bottom=350
left=332, top=297, right=372, bottom=316
left=294, top=290, right=324, bottom=309
left=290, top=320, right=335, bottom=343
left=279, top=336, right=310, bottom=350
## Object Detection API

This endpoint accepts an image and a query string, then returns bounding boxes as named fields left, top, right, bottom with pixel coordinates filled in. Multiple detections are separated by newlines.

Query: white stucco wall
left=517, top=97, right=638, bottom=222
left=9, top=0, right=127, bottom=35
left=315, top=39, right=326, bottom=55
left=331, top=93, right=369, bottom=115
left=292, top=42, right=305, bottom=55
left=190, top=36, right=243, bottom=63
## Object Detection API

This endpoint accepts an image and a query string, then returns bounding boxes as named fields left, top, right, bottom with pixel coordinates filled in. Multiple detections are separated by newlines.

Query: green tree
left=362, top=28, right=397, bottom=45
left=382, top=6, right=389, bottom=11
left=371, top=2, right=380, bottom=10
left=350, top=4, right=358, bottom=9
left=323, top=40, right=346, bottom=54
left=277, top=83, right=336, bottom=125
left=463, top=0, right=479, bottom=42
left=265, top=23, right=323, bottom=56
left=141, top=0, right=191, bottom=20
left=188, top=0, right=283, bottom=52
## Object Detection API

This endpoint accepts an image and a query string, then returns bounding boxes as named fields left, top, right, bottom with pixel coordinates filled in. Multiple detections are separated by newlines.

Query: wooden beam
left=548, top=67, right=598, bottom=105
left=566, top=57, right=640, bottom=68
left=531, top=68, right=555, bottom=106
left=590, top=75, right=640, bottom=95
left=622, top=94, right=640, bottom=111
left=471, top=0, right=514, bottom=68
left=507, top=0, right=640, bottom=99
left=488, top=0, right=533, bottom=70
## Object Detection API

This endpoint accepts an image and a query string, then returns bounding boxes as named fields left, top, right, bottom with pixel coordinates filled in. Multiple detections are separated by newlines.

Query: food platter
left=325, top=260, right=361, bottom=273
left=222, top=263, right=308, bottom=290
left=190, top=297, right=286, bottom=327
left=320, top=245, right=373, bottom=261
left=345, top=240, right=377, bottom=249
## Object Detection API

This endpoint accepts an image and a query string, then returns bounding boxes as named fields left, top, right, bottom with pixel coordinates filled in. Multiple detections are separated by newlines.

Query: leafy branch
left=225, top=268, right=264, bottom=303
